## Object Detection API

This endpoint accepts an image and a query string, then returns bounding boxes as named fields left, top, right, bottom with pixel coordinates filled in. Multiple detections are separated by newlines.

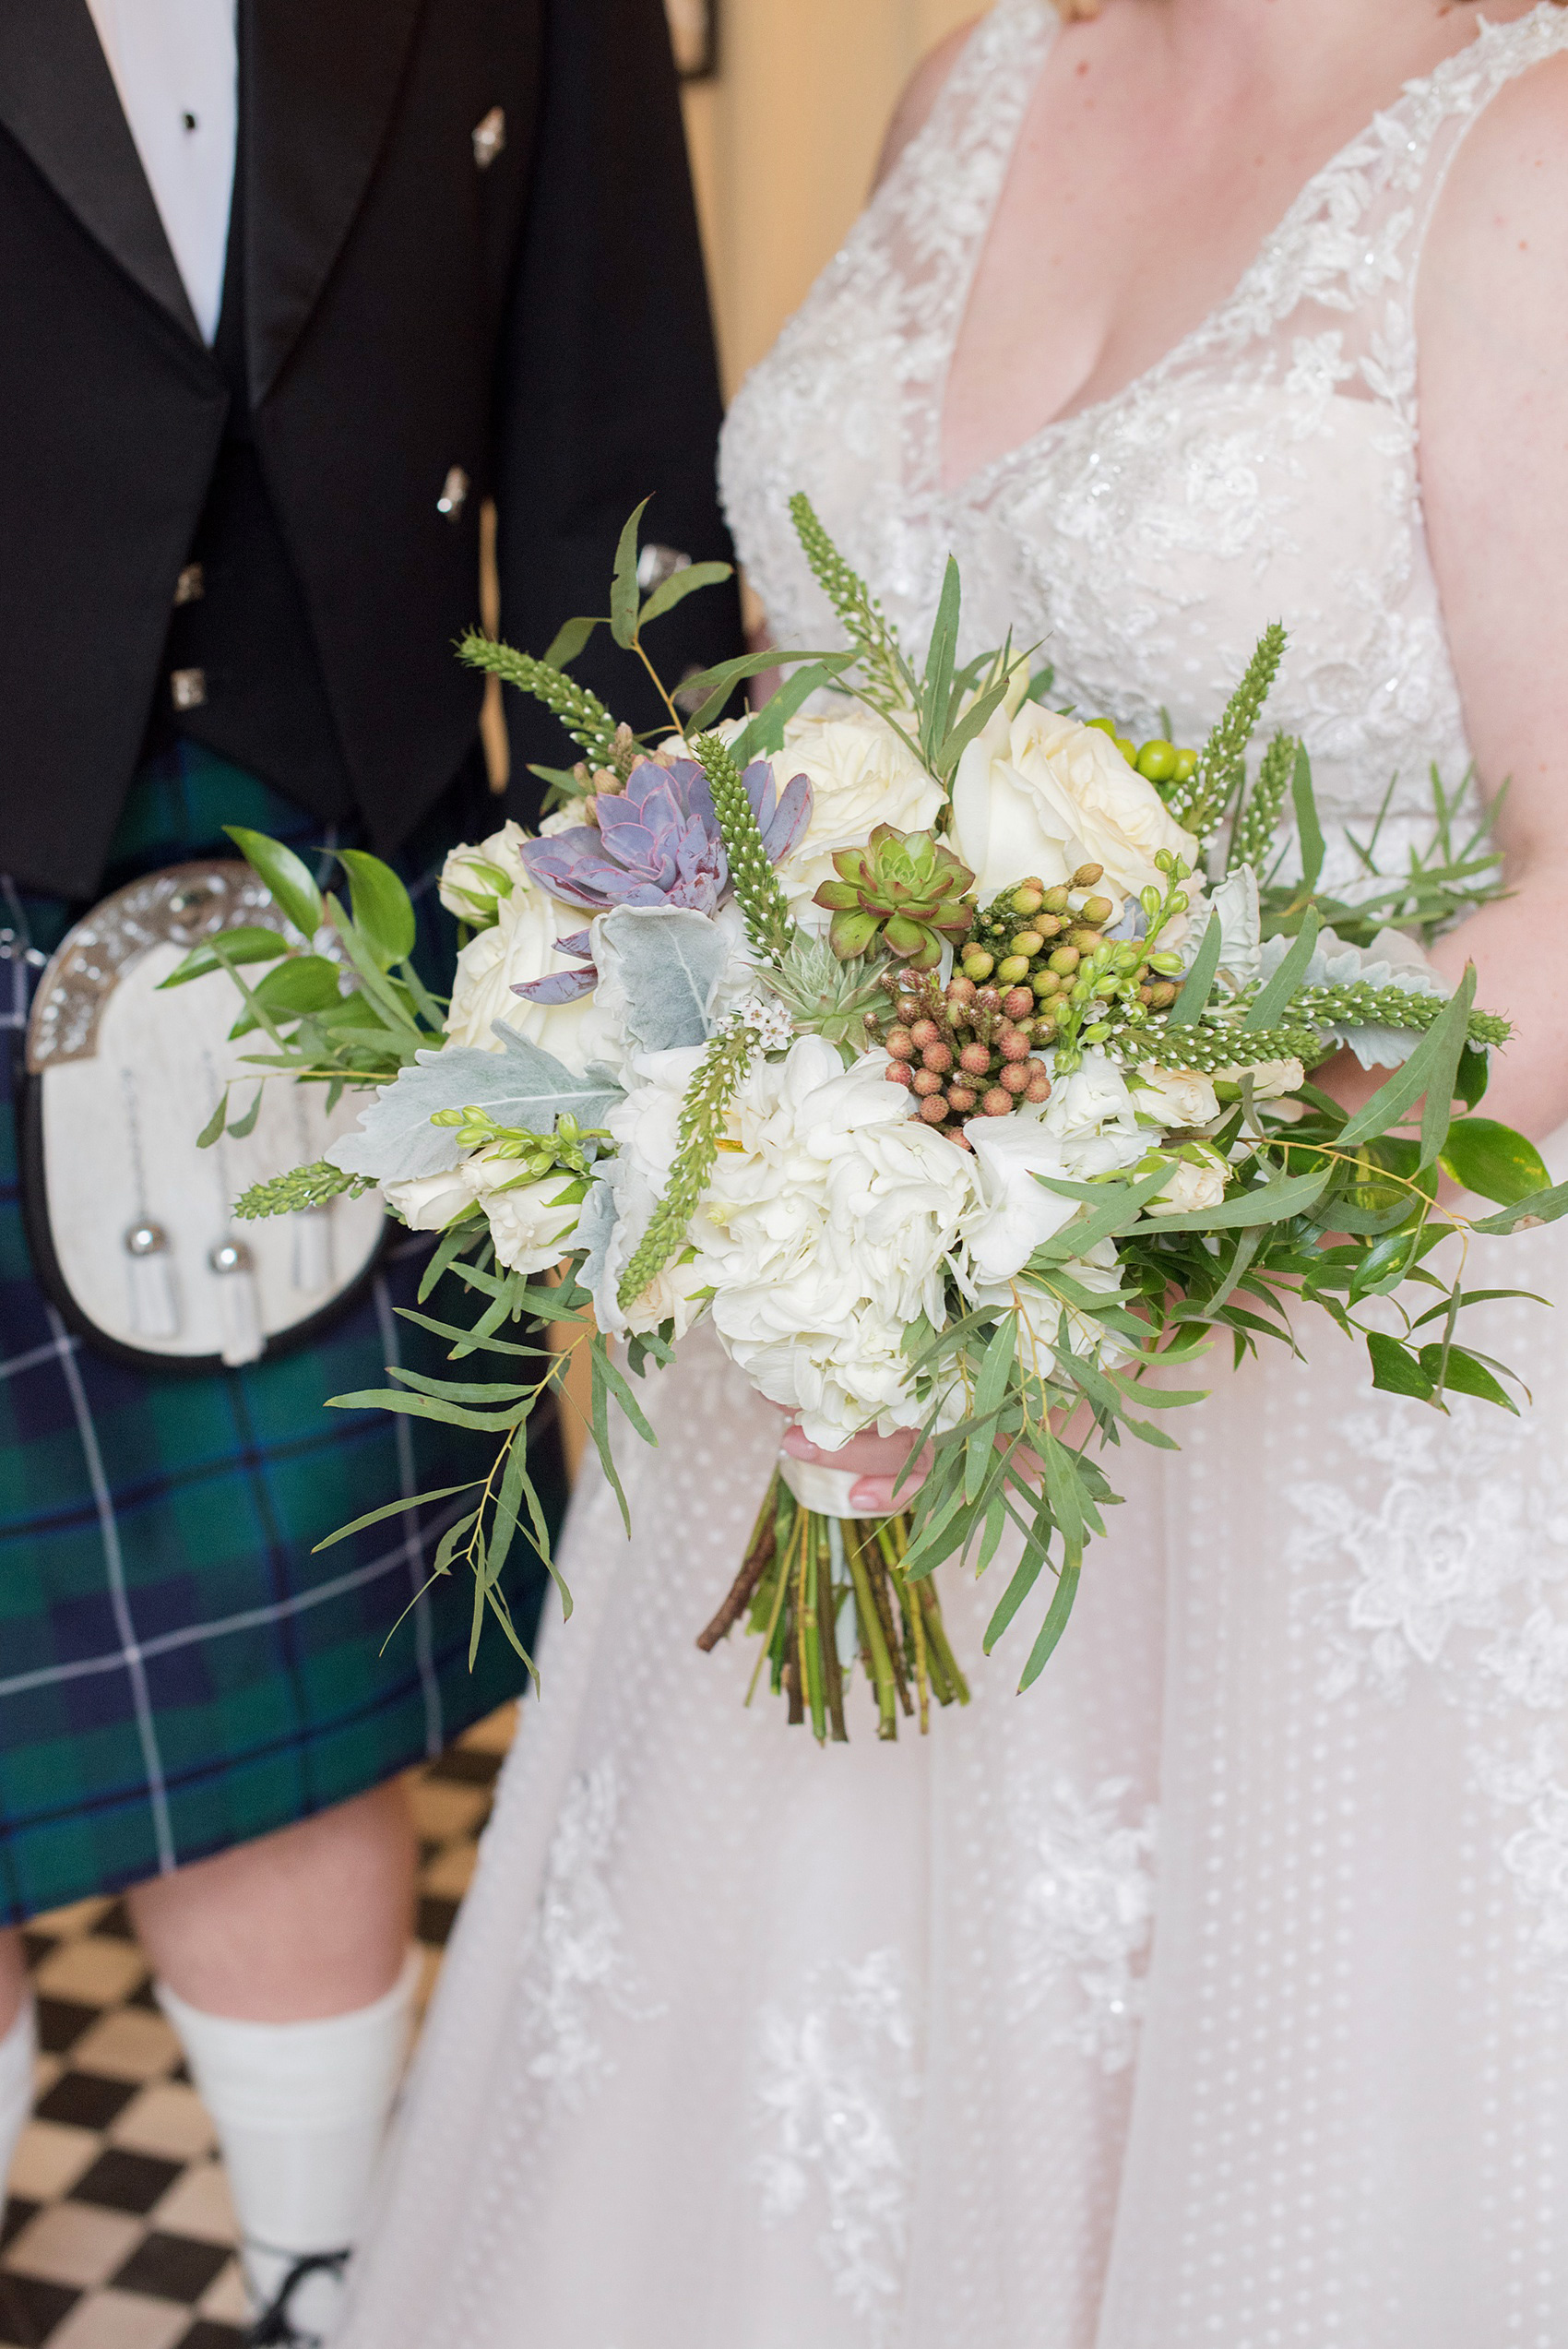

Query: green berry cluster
left=1085, top=718, right=1199, bottom=794
left=954, top=864, right=1191, bottom=1074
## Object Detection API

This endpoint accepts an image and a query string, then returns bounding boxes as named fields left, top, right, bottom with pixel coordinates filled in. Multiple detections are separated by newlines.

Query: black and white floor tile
left=0, top=1707, right=516, bottom=2349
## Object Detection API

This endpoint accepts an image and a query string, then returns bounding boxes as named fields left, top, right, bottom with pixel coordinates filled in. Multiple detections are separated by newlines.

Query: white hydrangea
left=693, top=1037, right=979, bottom=1448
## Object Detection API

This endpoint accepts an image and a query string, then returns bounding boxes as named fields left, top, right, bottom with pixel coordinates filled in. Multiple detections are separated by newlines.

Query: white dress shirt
left=85, top=0, right=238, bottom=342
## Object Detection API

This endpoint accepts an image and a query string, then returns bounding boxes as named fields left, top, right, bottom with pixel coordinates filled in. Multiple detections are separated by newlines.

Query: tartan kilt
left=0, top=747, right=559, bottom=1926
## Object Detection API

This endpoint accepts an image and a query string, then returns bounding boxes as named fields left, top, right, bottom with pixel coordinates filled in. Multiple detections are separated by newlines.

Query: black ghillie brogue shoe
left=245, top=2247, right=351, bottom=2347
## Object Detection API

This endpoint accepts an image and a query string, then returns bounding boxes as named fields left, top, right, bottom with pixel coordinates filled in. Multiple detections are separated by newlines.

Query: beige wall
left=682, top=0, right=979, bottom=397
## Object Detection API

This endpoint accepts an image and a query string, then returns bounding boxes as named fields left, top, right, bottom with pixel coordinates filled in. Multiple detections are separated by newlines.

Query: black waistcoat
left=0, top=0, right=741, bottom=900
left=144, top=86, right=356, bottom=817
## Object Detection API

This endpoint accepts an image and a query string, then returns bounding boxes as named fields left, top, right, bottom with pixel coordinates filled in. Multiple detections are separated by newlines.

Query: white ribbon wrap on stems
left=778, top=1450, right=862, bottom=1520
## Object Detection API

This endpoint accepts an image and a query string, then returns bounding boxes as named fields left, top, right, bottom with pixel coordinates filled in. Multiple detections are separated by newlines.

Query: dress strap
left=1404, top=7, right=1568, bottom=299
left=1160, top=4, right=1568, bottom=426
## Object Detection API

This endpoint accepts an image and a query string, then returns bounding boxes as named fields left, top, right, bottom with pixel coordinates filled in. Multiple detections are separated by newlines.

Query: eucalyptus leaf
left=1168, top=911, right=1223, bottom=1024
left=1336, top=972, right=1473, bottom=1156
left=1468, top=1182, right=1568, bottom=1237
left=637, top=560, right=732, bottom=630
left=1290, top=745, right=1325, bottom=893
left=731, top=659, right=849, bottom=762
left=1243, top=906, right=1321, bottom=1031
left=543, top=615, right=600, bottom=670
left=1420, top=1342, right=1518, bottom=1413
left=1367, top=1330, right=1434, bottom=1401
left=1129, top=1163, right=1331, bottom=1234
left=610, top=498, right=651, bottom=649
left=1438, top=1116, right=1550, bottom=1207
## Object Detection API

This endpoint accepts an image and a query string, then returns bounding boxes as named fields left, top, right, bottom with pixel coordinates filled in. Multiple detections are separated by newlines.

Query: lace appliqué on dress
left=513, top=1760, right=662, bottom=2107
left=1289, top=1401, right=1568, bottom=1997
left=721, top=5, right=1568, bottom=903
left=1016, top=1777, right=1158, bottom=2073
left=754, top=1949, right=921, bottom=2341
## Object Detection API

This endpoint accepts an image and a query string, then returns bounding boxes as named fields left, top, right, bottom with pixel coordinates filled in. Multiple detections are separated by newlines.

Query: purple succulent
left=512, top=756, right=812, bottom=1006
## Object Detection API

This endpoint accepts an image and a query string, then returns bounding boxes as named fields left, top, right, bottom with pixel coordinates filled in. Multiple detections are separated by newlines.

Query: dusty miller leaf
left=327, top=1026, right=624, bottom=1183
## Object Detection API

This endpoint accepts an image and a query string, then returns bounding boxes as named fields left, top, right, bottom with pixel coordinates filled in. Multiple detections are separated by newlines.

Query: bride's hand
left=777, top=1417, right=933, bottom=1515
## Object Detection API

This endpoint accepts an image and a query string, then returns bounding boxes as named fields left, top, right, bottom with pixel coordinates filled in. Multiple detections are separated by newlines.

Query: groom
left=0, top=2, right=737, bottom=2342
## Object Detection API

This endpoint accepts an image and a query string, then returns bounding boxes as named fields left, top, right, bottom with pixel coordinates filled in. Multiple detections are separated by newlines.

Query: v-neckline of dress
left=931, top=4, right=1539, bottom=506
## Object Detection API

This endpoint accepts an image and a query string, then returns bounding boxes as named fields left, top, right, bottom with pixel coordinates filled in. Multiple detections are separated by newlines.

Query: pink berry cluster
left=876, top=968, right=1053, bottom=1148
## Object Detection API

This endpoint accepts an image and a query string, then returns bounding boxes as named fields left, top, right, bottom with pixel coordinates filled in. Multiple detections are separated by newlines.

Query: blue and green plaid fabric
left=0, top=745, right=557, bottom=1924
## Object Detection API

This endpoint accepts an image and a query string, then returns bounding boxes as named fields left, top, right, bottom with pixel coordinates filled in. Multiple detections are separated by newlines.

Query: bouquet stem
left=700, top=1471, right=970, bottom=1743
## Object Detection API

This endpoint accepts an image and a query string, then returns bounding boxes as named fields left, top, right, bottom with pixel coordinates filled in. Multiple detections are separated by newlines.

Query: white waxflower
left=952, top=700, right=1201, bottom=920
left=767, top=709, right=945, bottom=924
left=445, top=868, right=609, bottom=1071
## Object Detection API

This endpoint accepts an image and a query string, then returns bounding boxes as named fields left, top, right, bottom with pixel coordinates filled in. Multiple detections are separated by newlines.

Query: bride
left=340, top=2, right=1568, bottom=2341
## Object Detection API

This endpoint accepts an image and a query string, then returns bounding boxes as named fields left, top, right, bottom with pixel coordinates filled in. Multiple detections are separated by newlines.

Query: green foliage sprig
left=457, top=632, right=624, bottom=771
left=788, top=492, right=918, bottom=719
left=233, top=1161, right=374, bottom=1221
left=691, top=731, right=796, bottom=963
left=616, top=1020, right=756, bottom=1313
left=1288, top=981, right=1510, bottom=1045
left=1170, top=623, right=1287, bottom=834
left=1229, top=730, right=1299, bottom=874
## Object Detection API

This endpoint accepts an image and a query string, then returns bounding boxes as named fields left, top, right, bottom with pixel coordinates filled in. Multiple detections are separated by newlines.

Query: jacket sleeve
left=494, top=0, right=744, bottom=823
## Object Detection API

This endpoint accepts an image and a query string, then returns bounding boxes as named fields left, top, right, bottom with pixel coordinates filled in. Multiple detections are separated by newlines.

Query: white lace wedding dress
left=340, top=10, right=1568, bottom=2344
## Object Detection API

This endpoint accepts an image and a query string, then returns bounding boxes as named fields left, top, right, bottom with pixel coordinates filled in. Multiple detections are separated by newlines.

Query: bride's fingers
left=849, top=1474, right=907, bottom=1514
left=780, top=1423, right=926, bottom=1475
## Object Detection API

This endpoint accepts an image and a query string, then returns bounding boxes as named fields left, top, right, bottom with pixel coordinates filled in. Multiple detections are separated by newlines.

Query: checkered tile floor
left=0, top=1707, right=517, bottom=2349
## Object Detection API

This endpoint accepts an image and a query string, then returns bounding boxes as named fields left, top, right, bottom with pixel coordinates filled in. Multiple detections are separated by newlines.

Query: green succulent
left=763, top=933, right=890, bottom=1049
left=814, top=825, right=976, bottom=970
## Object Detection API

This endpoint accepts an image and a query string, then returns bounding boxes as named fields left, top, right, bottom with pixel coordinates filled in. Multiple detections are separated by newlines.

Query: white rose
left=1144, top=1145, right=1229, bottom=1218
left=1134, top=1066, right=1222, bottom=1132
left=952, top=701, right=1201, bottom=914
left=469, top=1162, right=586, bottom=1276
left=768, top=710, right=945, bottom=923
left=1213, top=1057, right=1306, bottom=1102
left=445, top=869, right=608, bottom=1071
left=977, top=1238, right=1134, bottom=1378
left=437, top=820, right=531, bottom=925
left=383, top=1167, right=478, bottom=1232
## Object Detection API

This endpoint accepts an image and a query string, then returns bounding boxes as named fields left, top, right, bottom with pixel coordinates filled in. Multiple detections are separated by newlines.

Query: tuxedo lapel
left=243, top=0, right=427, bottom=405
left=0, top=0, right=200, bottom=339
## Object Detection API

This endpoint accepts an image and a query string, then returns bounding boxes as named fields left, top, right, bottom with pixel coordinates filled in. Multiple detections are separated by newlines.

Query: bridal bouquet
left=170, top=500, right=1566, bottom=1739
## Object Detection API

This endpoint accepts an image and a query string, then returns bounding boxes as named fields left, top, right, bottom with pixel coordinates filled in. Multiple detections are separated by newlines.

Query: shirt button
left=174, top=562, right=205, bottom=606
left=437, top=466, right=470, bottom=520
left=171, top=667, right=208, bottom=710
left=471, top=107, right=505, bottom=169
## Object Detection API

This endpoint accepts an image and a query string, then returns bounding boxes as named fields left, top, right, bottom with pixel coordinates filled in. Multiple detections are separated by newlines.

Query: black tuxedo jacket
left=0, top=0, right=741, bottom=898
